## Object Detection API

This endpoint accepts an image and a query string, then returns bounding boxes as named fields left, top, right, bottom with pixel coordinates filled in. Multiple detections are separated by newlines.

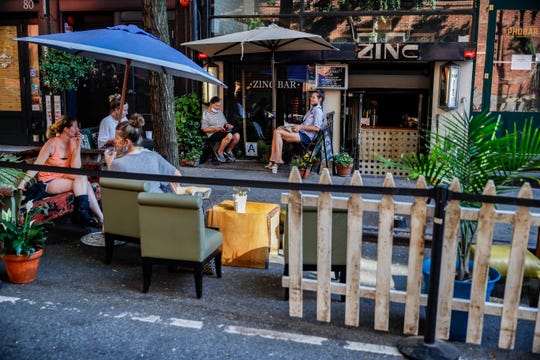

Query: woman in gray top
left=266, top=90, right=324, bottom=171
left=104, top=113, right=182, bottom=193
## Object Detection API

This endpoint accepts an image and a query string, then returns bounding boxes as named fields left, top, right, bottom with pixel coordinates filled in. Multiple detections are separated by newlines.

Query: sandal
left=264, top=161, right=275, bottom=169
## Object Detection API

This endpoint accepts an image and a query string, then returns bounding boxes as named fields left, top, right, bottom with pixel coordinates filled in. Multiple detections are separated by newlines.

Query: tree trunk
left=141, top=0, right=179, bottom=166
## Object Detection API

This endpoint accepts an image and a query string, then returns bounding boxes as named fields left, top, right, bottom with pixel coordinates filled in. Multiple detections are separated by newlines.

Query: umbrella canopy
left=182, top=24, right=337, bottom=135
left=15, top=25, right=226, bottom=118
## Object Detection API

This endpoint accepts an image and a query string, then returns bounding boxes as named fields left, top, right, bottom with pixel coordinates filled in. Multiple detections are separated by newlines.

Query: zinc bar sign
left=356, top=43, right=419, bottom=60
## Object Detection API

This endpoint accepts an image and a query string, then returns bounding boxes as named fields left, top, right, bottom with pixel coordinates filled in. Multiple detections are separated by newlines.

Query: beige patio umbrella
left=182, top=23, right=338, bottom=140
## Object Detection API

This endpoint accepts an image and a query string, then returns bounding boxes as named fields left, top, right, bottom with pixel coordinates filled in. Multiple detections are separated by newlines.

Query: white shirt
left=97, top=114, right=127, bottom=148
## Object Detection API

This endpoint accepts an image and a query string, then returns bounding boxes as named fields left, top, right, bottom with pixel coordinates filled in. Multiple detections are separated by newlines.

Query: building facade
left=1, top=0, right=538, bottom=176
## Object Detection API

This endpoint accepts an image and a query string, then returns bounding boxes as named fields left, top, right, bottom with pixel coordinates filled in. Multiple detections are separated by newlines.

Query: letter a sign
left=245, top=142, right=257, bottom=157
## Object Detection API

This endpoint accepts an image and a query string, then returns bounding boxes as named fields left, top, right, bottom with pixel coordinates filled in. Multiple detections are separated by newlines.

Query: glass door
left=482, top=1, right=540, bottom=130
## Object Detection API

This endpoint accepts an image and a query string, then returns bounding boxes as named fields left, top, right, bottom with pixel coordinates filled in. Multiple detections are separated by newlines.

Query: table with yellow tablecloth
left=207, top=200, right=280, bottom=269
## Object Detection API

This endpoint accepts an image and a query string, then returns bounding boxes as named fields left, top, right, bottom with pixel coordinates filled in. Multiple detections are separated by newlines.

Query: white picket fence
left=281, top=168, right=540, bottom=353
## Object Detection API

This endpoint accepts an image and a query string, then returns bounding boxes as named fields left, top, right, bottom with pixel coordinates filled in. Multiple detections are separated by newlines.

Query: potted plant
left=383, top=111, right=540, bottom=340
left=175, top=93, right=205, bottom=160
left=257, top=140, right=271, bottom=164
left=232, top=186, right=250, bottom=213
left=291, top=153, right=318, bottom=179
left=0, top=198, right=49, bottom=284
left=180, top=149, right=202, bottom=167
left=333, top=151, right=354, bottom=176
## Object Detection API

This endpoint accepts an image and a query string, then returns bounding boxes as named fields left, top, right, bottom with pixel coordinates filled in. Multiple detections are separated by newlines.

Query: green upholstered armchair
left=137, top=192, right=223, bottom=298
left=283, top=206, right=348, bottom=300
left=100, top=177, right=150, bottom=264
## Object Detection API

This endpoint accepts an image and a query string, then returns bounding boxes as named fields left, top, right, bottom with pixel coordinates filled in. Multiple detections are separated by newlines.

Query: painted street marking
left=0, top=296, right=403, bottom=356
left=0, top=295, right=19, bottom=303
left=132, top=315, right=161, bottom=323
left=170, top=318, right=203, bottom=329
left=345, top=341, right=403, bottom=357
left=225, top=325, right=326, bottom=345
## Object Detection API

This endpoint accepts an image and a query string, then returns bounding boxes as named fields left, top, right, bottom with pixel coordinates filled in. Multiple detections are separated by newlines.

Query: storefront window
left=234, top=63, right=308, bottom=140
left=211, top=0, right=474, bottom=42
left=489, top=9, right=539, bottom=113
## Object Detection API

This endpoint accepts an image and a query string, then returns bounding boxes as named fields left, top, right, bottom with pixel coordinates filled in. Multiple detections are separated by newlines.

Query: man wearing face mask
left=201, top=96, right=241, bottom=163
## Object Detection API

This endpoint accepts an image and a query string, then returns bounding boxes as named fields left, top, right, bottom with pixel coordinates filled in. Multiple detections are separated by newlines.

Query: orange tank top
left=38, top=137, right=72, bottom=183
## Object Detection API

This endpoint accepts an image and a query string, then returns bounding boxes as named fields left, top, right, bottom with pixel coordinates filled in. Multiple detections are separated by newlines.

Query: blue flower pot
left=422, top=258, right=501, bottom=341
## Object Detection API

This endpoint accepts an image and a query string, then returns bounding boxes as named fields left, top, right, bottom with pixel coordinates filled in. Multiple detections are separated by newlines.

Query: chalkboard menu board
left=316, top=64, right=348, bottom=89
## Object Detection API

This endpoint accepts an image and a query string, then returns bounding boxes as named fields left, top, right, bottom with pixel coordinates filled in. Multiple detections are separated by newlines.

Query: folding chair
left=202, top=132, right=222, bottom=165
left=300, top=111, right=334, bottom=173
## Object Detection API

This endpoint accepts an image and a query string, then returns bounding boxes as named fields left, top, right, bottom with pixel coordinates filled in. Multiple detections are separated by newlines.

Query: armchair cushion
left=137, top=192, right=223, bottom=298
left=100, top=177, right=150, bottom=239
left=137, top=193, right=222, bottom=262
left=284, top=206, right=348, bottom=266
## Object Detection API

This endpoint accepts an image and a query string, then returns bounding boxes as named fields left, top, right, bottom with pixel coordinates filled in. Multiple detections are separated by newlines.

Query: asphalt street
left=1, top=160, right=539, bottom=359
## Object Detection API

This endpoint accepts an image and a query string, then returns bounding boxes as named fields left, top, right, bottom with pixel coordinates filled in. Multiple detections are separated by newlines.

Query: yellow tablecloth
left=207, top=200, right=280, bottom=269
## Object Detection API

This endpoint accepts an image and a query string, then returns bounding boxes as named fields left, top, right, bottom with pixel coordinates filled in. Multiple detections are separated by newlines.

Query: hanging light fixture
left=179, top=0, right=190, bottom=7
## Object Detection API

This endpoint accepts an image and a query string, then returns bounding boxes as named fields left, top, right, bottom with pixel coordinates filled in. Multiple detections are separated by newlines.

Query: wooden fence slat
left=317, top=169, right=333, bottom=322
left=467, top=181, right=496, bottom=344
left=282, top=172, right=539, bottom=355
left=436, top=178, right=462, bottom=339
left=288, top=167, right=304, bottom=318
left=345, top=171, right=364, bottom=327
left=403, top=176, right=428, bottom=335
left=374, top=173, right=395, bottom=331
left=533, top=305, right=540, bottom=353
left=499, top=184, right=533, bottom=350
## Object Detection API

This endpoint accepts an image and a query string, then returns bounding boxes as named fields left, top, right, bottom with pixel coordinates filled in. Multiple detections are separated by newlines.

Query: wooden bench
left=0, top=184, right=101, bottom=225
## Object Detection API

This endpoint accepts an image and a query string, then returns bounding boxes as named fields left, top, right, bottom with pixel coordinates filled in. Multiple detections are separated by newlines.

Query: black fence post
left=398, top=185, right=460, bottom=360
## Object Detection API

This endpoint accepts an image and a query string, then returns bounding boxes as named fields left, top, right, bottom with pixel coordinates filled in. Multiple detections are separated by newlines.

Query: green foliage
left=0, top=154, right=25, bottom=189
left=0, top=200, right=48, bottom=257
left=175, top=93, right=205, bottom=153
left=233, top=186, right=251, bottom=196
left=180, top=148, right=202, bottom=161
left=40, top=48, right=95, bottom=93
left=291, top=153, right=319, bottom=169
left=333, top=152, right=354, bottom=167
left=382, top=111, right=540, bottom=280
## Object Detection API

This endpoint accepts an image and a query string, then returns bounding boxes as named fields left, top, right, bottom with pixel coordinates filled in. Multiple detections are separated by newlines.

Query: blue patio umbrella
left=15, top=25, right=226, bottom=115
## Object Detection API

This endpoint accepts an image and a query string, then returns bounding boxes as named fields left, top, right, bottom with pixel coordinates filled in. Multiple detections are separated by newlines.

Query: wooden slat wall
left=282, top=170, right=540, bottom=354
left=0, top=26, right=22, bottom=112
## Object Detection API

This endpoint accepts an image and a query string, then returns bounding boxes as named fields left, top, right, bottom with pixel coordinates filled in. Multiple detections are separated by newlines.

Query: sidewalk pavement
left=1, top=159, right=539, bottom=359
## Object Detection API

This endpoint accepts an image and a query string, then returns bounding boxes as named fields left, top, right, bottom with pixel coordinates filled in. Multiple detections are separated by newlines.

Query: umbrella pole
left=119, top=59, right=132, bottom=121
left=271, top=51, right=276, bottom=131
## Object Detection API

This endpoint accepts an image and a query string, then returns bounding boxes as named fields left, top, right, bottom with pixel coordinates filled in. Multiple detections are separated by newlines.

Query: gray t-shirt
left=201, top=109, right=227, bottom=137
left=109, top=149, right=178, bottom=193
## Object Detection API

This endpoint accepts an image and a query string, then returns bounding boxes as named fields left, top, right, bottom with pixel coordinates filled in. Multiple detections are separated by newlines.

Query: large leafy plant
left=0, top=200, right=48, bottom=257
left=384, top=111, right=540, bottom=280
left=174, top=93, right=205, bottom=153
left=40, top=48, right=95, bottom=93
left=0, top=154, right=25, bottom=189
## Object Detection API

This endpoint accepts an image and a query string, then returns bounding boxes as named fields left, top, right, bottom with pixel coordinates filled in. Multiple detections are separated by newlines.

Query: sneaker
left=225, top=151, right=236, bottom=161
left=217, top=153, right=227, bottom=163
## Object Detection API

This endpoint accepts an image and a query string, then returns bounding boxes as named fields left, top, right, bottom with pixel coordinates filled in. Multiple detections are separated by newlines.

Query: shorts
left=299, top=132, right=311, bottom=144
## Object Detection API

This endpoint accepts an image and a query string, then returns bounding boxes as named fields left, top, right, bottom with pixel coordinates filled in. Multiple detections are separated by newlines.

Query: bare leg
left=225, top=133, right=240, bottom=153
left=218, top=133, right=232, bottom=154
left=86, top=181, right=103, bottom=224
left=270, top=129, right=300, bottom=164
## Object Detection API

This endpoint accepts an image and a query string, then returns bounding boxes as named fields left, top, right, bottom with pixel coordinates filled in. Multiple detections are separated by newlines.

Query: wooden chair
left=137, top=192, right=223, bottom=298
left=100, top=177, right=150, bottom=264
left=283, top=206, right=348, bottom=300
